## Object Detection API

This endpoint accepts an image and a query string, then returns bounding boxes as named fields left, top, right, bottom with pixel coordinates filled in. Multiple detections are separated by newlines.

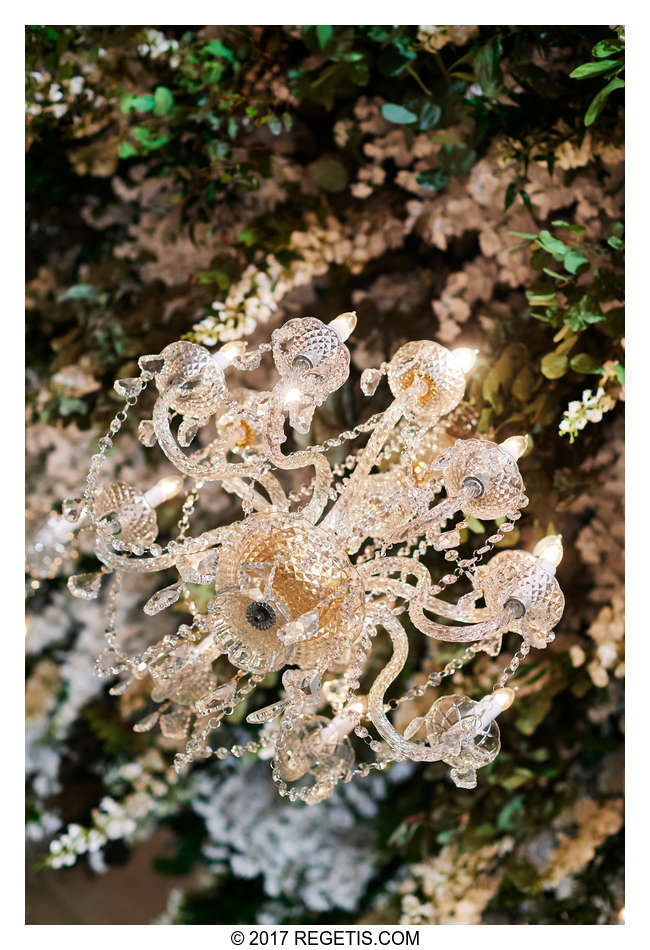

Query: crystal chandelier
left=55, top=312, right=565, bottom=805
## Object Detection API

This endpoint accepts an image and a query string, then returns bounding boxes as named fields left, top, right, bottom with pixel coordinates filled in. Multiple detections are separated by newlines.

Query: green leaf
left=565, top=298, right=605, bottom=331
left=563, top=248, right=589, bottom=274
left=316, top=25, right=333, bottom=49
left=504, top=182, right=517, bottom=210
left=570, top=60, right=619, bottom=79
left=519, top=189, right=534, bottom=216
left=118, top=141, right=139, bottom=159
left=439, top=144, right=476, bottom=176
left=500, top=767, right=535, bottom=790
left=416, top=168, right=450, bottom=191
left=551, top=220, right=587, bottom=234
left=419, top=101, right=441, bottom=131
left=429, top=130, right=464, bottom=146
left=497, top=795, right=525, bottom=831
left=120, top=93, right=155, bottom=114
left=236, top=228, right=257, bottom=246
left=537, top=229, right=569, bottom=261
left=615, top=364, right=625, bottom=385
left=381, top=102, right=418, bottom=124
left=570, top=353, right=603, bottom=374
left=585, top=75, right=625, bottom=126
left=153, top=86, right=174, bottom=115
left=592, top=38, right=625, bottom=58
left=57, top=284, right=96, bottom=302
left=309, top=156, right=349, bottom=192
left=203, top=39, right=235, bottom=61
left=131, top=126, right=170, bottom=151
left=607, top=235, right=624, bottom=249
left=467, top=517, right=485, bottom=533
left=526, top=290, right=557, bottom=306
left=541, top=350, right=569, bottom=379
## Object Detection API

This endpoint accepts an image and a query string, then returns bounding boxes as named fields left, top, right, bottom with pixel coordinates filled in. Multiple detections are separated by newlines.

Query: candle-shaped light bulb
left=213, top=340, right=247, bottom=368
left=328, top=311, right=357, bottom=343
left=473, top=687, right=516, bottom=732
left=533, top=534, right=564, bottom=573
left=500, top=434, right=529, bottom=460
left=144, top=474, right=185, bottom=508
left=452, top=347, right=479, bottom=374
left=493, top=687, right=516, bottom=711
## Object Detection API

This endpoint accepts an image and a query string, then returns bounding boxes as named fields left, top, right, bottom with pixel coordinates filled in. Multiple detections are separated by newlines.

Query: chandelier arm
left=366, top=609, right=442, bottom=762
left=359, top=557, right=484, bottom=621
left=386, top=483, right=477, bottom=546
left=407, top=602, right=511, bottom=642
left=321, top=398, right=408, bottom=534
left=95, top=527, right=230, bottom=573
left=266, top=444, right=333, bottom=526
left=220, top=473, right=289, bottom=512
left=152, top=392, right=266, bottom=481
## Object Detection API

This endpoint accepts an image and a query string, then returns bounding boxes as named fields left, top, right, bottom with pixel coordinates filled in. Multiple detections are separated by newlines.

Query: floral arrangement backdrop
left=26, top=25, right=624, bottom=925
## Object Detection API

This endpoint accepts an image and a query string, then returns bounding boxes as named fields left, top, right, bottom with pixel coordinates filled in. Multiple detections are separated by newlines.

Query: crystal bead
left=138, top=420, right=157, bottom=447
left=109, top=419, right=122, bottom=435
left=143, top=582, right=183, bottom=616
left=360, top=367, right=383, bottom=396
left=67, top=571, right=103, bottom=600
left=62, top=497, right=85, bottom=522
left=114, top=377, right=144, bottom=399
left=138, top=354, right=165, bottom=375
left=98, top=436, right=113, bottom=452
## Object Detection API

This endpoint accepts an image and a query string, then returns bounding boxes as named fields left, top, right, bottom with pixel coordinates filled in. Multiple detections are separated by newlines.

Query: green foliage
left=570, top=27, right=625, bottom=127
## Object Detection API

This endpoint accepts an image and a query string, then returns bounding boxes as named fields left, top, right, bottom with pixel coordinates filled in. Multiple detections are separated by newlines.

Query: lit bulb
left=452, top=347, right=478, bottom=374
left=492, top=687, right=516, bottom=712
left=500, top=434, right=529, bottom=460
left=144, top=474, right=185, bottom=508
left=328, top=311, right=357, bottom=343
left=474, top=687, right=516, bottom=731
left=283, top=386, right=303, bottom=407
left=213, top=340, right=247, bottom=368
left=533, top=534, right=564, bottom=573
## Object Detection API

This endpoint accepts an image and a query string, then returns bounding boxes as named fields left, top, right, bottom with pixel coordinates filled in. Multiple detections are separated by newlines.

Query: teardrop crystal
left=133, top=709, right=161, bottom=733
left=360, top=367, right=382, bottom=396
left=277, top=608, right=319, bottom=645
left=137, top=419, right=157, bottom=447
left=143, top=582, right=183, bottom=616
left=138, top=354, right=165, bottom=375
left=404, top=716, right=426, bottom=740
left=68, top=571, right=103, bottom=600
left=114, top=377, right=144, bottom=399
left=178, top=417, right=200, bottom=447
